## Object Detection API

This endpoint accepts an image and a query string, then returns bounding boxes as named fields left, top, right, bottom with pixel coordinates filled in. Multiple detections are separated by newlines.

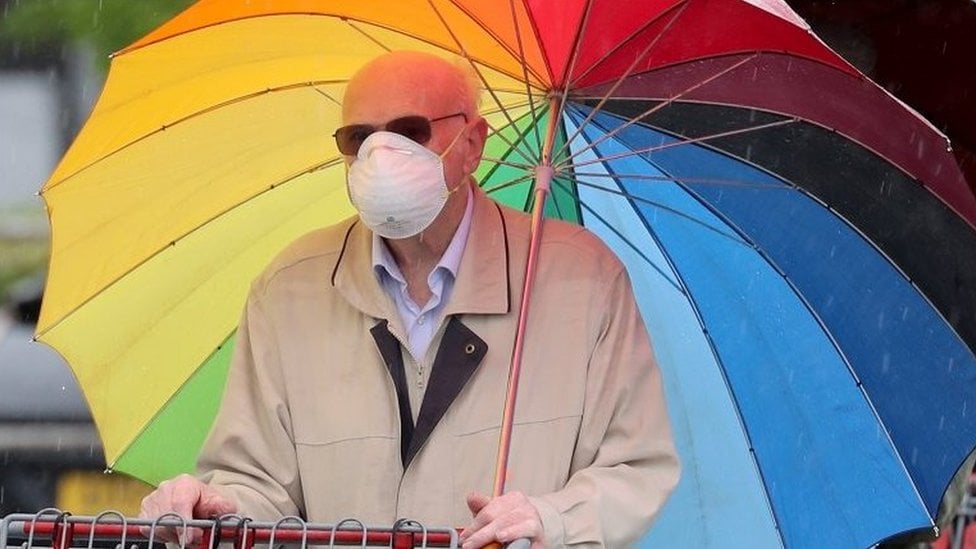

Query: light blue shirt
left=373, top=186, right=474, bottom=361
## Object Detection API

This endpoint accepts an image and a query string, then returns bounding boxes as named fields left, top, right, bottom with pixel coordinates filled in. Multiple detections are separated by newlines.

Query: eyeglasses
left=333, top=112, right=468, bottom=156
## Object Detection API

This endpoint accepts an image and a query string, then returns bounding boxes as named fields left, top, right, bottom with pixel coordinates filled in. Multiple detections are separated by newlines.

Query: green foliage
left=0, top=0, right=194, bottom=73
left=0, top=237, right=48, bottom=303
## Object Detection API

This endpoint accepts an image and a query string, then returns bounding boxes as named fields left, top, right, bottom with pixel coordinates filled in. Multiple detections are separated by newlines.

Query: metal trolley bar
left=1, top=511, right=459, bottom=549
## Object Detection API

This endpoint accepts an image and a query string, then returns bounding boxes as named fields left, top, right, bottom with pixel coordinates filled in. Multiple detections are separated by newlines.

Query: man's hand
left=460, top=491, right=544, bottom=549
left=139, top=474, right=237, bottom=544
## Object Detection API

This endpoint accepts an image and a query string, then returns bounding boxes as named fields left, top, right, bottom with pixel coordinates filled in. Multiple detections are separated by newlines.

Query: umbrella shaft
left=492, top=95, right=561, bottom=497
left=492, top=183, right=550, bottom=497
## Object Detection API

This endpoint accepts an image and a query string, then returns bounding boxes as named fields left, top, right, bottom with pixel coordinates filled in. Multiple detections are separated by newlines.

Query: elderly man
left=141, top=51, right=679, bottom=548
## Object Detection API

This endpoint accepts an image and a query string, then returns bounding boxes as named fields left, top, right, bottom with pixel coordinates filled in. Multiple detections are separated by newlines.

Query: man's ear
left=463, top=116, right=489, bottom=174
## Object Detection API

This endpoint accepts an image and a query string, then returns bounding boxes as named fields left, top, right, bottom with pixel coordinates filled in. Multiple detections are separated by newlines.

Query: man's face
left=340, top=58, right=486, bottom=191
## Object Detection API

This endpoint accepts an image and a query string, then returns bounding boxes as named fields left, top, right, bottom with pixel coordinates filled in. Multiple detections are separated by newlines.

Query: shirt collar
left=372, top=185, right=475, bottom=284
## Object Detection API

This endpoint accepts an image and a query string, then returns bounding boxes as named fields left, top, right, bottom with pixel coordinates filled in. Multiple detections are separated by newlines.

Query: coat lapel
left=331, top=218, right=395, bottom=321
left=443, top=186, right=511, bottom=317
left=405, top=316, right=487, bottom=468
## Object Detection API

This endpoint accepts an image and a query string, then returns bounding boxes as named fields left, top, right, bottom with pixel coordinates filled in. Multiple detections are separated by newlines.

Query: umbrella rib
left=312, top=87, right=343, bottom=107
left=481, top=173, right=535, bottom=195
left=545, top=0, right=596, bottom=166
left=567, top=177, right=744, bottom=245
left=565, top=118, right=798, bottom=170
left=345, top=19, right=395, bottom=53
left=487, top=100, right=541, bottom=166
left=515, top=0, right=556, bottom=83
left=35, top=156, right=347, bottom=338
left=550, top=177, right=684, bottom=293
left=425, top=0, right=542, bottom=167
left=508, top=0, right=544, bottom=155
left=567, top=1, right=686, bottom=88
left=551, top=0, right=691, bottom=163
left=482, top=156, right=538, bottom=170
left=446, top=0, right=548, bottom=84
left=554, top=54, right=760, bottom=169
left=546, top=177, right=571, bottom=220
left=479, top=105, right=546, bottom=168
left=552, top=0, right=595, bottom=100
left=568, top=170, right=793, bottom=190
left=482, top=107, right=546, bottom=167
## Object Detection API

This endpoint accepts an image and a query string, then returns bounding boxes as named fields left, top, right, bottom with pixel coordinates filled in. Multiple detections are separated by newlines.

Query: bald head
left=342, top=51, right=480, bottom=125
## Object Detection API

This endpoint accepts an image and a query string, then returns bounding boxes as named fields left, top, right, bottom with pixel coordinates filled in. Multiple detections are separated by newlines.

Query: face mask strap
left=438, top=117, right=471, bottom=160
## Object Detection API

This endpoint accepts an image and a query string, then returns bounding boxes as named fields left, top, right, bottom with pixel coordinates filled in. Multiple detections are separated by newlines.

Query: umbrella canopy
left=36, top=0, right=976, bottom=547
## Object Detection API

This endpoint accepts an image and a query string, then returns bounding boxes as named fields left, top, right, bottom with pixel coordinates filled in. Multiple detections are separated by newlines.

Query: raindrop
left=881, top=353, right=891, bottom=374
left=916, top=140, right=926, bottom=160
left=942, top=41, right=948, bottom=55
left=948, top=357, right=955, bottom=373
left=901, top=306, right=909, bottom=321
left=938, top=415, right=945, bottom=431
left=911, top=446, right=919, bottom=465
left=877, top=311, right=886, bottom=330
left=963, top=400, right=968, bottom=417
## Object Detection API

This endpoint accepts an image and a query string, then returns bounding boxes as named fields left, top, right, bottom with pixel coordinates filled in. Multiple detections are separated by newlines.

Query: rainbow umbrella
left=36, top=0, right=976, bottom=547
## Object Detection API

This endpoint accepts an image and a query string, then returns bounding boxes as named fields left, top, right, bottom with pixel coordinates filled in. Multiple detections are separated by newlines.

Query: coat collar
left=331, top=185, right=511, bottom=320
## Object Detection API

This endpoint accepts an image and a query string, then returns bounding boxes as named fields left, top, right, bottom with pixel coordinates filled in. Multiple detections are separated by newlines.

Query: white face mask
left=346, top=129, right=464, bottom=239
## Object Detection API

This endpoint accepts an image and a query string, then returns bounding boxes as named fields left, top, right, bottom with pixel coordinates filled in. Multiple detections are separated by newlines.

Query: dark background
left=792, top=0, right=976, bottom=193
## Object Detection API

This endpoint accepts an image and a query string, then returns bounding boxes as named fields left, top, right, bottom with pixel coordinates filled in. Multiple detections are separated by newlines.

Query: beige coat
left=198, top=188, right=679, bottom=547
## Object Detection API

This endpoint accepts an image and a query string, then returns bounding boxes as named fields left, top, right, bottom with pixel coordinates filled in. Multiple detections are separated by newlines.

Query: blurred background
left=0, top=0, right=194, bottom=516
left=0, top=0, right=973, bottom=523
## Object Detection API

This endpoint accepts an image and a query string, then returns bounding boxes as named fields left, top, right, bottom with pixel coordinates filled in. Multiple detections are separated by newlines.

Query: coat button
left=465, top=343, right=476, bottom=354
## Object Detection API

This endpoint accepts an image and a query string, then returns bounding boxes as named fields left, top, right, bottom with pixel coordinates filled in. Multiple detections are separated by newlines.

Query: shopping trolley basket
left=0, top=509, right=460, bottom=549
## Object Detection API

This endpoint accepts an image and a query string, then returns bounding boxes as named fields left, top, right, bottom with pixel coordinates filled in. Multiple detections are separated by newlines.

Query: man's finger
left=195, top=487, right=237, bottom=518
left=462, top=492, right=499, bottom=542
left=169, top=480, right=203, bottom=518
left=466, top=492, right=491, bottom=516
